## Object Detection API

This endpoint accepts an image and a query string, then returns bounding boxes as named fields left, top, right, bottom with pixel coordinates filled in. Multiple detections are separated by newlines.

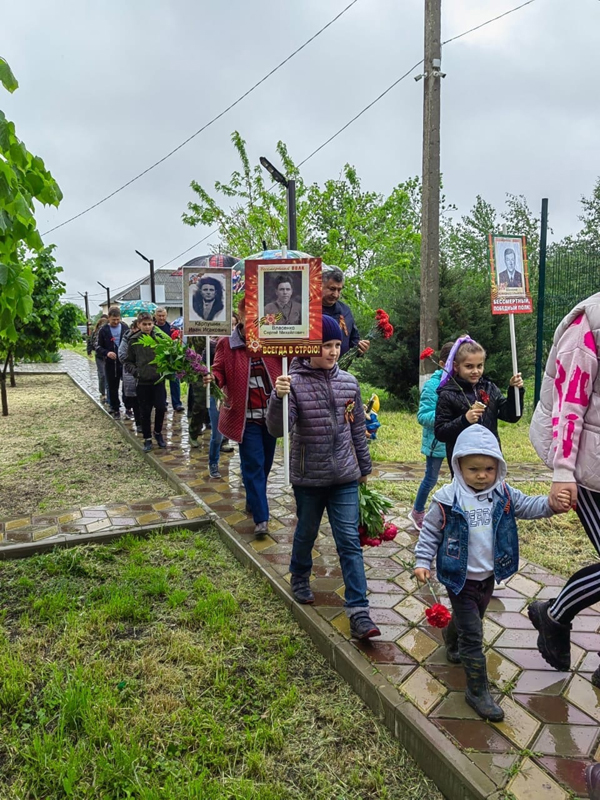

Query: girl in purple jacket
left=266, top=315, right=380, bottom=640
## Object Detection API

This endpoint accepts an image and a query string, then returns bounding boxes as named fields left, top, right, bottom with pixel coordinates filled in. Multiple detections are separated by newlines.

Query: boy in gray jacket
left=414, top=426, right=569, bottom=721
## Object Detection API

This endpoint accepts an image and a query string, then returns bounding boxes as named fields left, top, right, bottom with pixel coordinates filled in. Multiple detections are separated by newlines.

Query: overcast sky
left=3, top=0, right=599, bottom=313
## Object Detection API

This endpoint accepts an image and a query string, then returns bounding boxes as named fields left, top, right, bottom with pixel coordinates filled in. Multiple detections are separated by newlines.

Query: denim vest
left=436, top=485, right=518, bottom=594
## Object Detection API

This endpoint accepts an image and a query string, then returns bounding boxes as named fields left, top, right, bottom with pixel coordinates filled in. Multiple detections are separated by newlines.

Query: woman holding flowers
left=204, top=298, right=282, bottom=537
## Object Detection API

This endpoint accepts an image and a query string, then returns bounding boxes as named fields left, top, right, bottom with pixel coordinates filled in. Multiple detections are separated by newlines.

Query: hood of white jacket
left=433, top=426, right=507, bottom=506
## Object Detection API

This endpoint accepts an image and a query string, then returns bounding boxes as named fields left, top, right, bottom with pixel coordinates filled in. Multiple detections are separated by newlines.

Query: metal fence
left=534, top=238, right=600, bottom=402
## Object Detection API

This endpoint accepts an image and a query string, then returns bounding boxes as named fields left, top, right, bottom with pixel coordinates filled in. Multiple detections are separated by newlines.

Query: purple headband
left=438, top=335, right=475, bottom=388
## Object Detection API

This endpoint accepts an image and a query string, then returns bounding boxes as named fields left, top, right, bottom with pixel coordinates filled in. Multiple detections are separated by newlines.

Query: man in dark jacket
left=95, top=307, right=129, bottom=418
left=154, top=307, right=184, bottom=412
left=321, top=266, right=370, bottom=356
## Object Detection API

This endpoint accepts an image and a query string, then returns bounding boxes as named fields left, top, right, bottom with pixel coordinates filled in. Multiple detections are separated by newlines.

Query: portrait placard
left=488, top=235, right=533, bottom=315
left=244, top=258, right=322, bottom=357
left=183, top=266, right=232, bottom=336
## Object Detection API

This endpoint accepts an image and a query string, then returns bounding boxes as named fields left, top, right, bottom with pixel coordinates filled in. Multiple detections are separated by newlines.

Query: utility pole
left=135, top=250, right=156, bottom=303
left=78, top=291, right=90, bottom=336
left=419, top=0, right=443, bottom=385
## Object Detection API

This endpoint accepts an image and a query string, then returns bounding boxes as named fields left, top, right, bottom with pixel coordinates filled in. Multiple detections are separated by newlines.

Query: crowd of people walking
left=88, top=279, right=600, bottom=791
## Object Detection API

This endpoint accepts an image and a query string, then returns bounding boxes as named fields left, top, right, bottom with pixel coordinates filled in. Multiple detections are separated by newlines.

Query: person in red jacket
left=205, top=298, right=282, bottom=536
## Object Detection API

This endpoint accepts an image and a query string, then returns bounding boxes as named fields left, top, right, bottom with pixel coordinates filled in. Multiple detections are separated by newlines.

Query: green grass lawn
left=0, top=528, right=441, bottom=800
left=0, top=375, right=170, bottom=517
left=368, top=410, right=539, bottom=463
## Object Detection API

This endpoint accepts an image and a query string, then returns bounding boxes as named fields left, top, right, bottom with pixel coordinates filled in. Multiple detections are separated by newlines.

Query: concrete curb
left=0, top=517, right=212, bottom=561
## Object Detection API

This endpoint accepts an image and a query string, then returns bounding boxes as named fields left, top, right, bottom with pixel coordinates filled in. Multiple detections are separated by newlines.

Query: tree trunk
left=8, top=353, right=15, bottom=387
left=1, top=352, right=10, bottom=416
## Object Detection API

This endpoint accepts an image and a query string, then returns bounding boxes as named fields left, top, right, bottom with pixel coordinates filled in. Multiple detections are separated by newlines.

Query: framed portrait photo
left=488, top=234, right=533, bottom=315
left=182, top=266, right=232, bottom=336
left=244, top=257, right=323, bottom=357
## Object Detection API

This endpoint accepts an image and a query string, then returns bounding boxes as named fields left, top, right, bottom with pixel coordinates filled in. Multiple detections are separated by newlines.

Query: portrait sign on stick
left=182, top=265, right=232, bottom=337
left=488, top=234, right=533, bottom=315
left=244, top=257, right=322, bottom=356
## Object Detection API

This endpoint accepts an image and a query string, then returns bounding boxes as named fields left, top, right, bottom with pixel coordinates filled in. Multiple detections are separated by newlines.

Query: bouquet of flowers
left=136, top=330, right=225, bottom=401
left=358, top=484, right=398, bottom=547
left=338, top=309, right=394, bottom=371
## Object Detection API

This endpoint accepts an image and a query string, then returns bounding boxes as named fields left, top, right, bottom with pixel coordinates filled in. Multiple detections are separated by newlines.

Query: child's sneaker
left=349, top=611, right=381, bottom=640
left=154, top=432, right=167, bottom=448
left=136, top=424, right=143, bottom=434
left=125, top=409, right=135, bottom=420
left=143, top=439, right=152, bottom=452
left=190, top=437, right=200, bottom=448
left=408, top=508, right=425, bottom=530
left=290, top=575, right=314, bottom=605
left=209, top=464, right=222, bottom=479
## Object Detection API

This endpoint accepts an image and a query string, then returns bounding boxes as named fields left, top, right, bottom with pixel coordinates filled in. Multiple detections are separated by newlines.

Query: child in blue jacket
left=413, top=426, right=569, bottom=722
left=409, top=341, right=454, bottom=530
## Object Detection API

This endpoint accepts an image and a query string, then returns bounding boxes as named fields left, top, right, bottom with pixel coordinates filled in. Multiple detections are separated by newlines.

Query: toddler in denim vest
left=413, top=426, right=569, bottom=721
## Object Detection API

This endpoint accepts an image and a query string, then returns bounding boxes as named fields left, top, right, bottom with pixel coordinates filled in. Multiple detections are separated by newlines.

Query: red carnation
left=381, top=523, right=398, bottom=541
left=420, top=347, right=435, bottom=361
left=382, top=323, right=394, bottom=339
left=171, top=329, right=182, bottom=340
left=425, top=603, right=452, bottom=629
left=359, top=531, right=382, bottom=548
left=479, top=390, right=490, bottom=406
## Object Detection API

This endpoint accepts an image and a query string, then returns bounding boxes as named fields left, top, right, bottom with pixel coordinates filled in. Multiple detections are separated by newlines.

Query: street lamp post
left=97, top=281, right=111, bottom=311
left=78, top=291, right=90, bottom=336
left=259, top=156, right=297, bottom=250
left=135, top=250, right=156, bottom=304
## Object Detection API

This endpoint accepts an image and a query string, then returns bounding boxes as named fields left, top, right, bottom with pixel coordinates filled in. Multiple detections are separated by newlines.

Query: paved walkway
left=11, top=351, right=600, bottom=798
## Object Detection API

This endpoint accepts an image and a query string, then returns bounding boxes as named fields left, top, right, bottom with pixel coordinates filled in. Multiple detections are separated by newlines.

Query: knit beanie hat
left=322, top=315, right=343, bottom=343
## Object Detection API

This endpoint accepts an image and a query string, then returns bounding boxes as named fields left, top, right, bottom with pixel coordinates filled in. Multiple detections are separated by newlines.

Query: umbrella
left=119, top=300, right=157, bottom=316
left=232, top=250, right=313, bottom=294
left=171, top=316, right=184, bottom=329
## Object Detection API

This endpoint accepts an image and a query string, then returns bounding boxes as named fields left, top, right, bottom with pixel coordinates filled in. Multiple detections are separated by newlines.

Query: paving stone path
left=9, top=351, right=600, bottom=799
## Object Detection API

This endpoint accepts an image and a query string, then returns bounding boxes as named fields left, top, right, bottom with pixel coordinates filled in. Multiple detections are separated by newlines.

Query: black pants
left=124, top=396, right=141, bottom=425
left=551, top=487, right=600, bottom=624
left=446, top=576, right=495, bottom=662
left=137, top=383, right=167, bottom=440
left=105, top=361, right=122, bottom=414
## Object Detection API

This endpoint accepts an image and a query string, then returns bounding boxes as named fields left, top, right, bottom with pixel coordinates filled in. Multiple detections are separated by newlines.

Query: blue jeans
left=238, top=422, right=277, bottom=523
left=208, top=397, right=223, bottom=467
left=414, top=456, right=444, bottom=512
left=291, top=481, right=368, bottom=609
left=169, top=378, right=182, bottom=409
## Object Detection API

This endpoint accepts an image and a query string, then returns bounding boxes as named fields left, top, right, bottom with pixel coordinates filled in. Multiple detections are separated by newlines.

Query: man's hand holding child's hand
left=275, top=375, right=291, bottom=399
left=414, top=567, right=431, bottom=583
left=509, top=373, right=524, bottom=389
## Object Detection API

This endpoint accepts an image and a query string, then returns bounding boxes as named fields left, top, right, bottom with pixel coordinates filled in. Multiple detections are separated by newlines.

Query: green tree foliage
left=58, top=301, right=86, bottom=343
left=0, top=56, right=62, bottom=413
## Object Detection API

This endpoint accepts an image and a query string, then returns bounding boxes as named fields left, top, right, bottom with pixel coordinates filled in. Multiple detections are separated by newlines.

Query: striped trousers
left=550, top=487, right=600, bottom=624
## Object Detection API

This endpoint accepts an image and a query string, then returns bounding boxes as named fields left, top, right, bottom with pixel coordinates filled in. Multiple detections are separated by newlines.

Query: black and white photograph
left=257, top=264, right=309, bottom=340
left=183, top=267, right=232, bottom=336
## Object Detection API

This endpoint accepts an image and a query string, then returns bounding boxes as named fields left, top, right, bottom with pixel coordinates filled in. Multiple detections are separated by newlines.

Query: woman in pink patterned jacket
left=528, top=292, right=600, bottom=686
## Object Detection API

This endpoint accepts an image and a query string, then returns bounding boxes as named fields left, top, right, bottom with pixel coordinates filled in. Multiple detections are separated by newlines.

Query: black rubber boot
left=528, top=599, right=571, bottom=671
left=463, top=657, right=504, bottom=722
left=443, top=620, right=461, bottom=664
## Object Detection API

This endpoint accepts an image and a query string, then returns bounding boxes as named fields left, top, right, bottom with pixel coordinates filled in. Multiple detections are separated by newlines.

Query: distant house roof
left=112, top=269, right=183, bottom=304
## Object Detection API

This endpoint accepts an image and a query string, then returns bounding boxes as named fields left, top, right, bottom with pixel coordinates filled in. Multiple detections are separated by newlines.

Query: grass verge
left=368, top=410, right=539, bottom=463
left=0, top=527, right=441, bottom=799
left=0, top=374, right=170, bottom=517
left=373, top=479, right=598, bottom=579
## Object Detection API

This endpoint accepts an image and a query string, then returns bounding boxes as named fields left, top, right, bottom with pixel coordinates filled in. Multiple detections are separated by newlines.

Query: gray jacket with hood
left=415, top=426, right=553, bottom=589
left=266, top=358, right=371, bottom=486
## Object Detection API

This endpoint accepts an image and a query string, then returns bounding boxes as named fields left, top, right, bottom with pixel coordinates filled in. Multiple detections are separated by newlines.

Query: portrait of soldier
left=191, top=275, right=225, bottom=321
left=263, top=272, right=302, bottom=325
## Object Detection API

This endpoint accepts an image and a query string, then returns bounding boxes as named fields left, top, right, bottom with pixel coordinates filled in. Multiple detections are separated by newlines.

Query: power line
left=160, top=0, right=538, bottom=268
left=41, top=0, right=361, bottom=237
